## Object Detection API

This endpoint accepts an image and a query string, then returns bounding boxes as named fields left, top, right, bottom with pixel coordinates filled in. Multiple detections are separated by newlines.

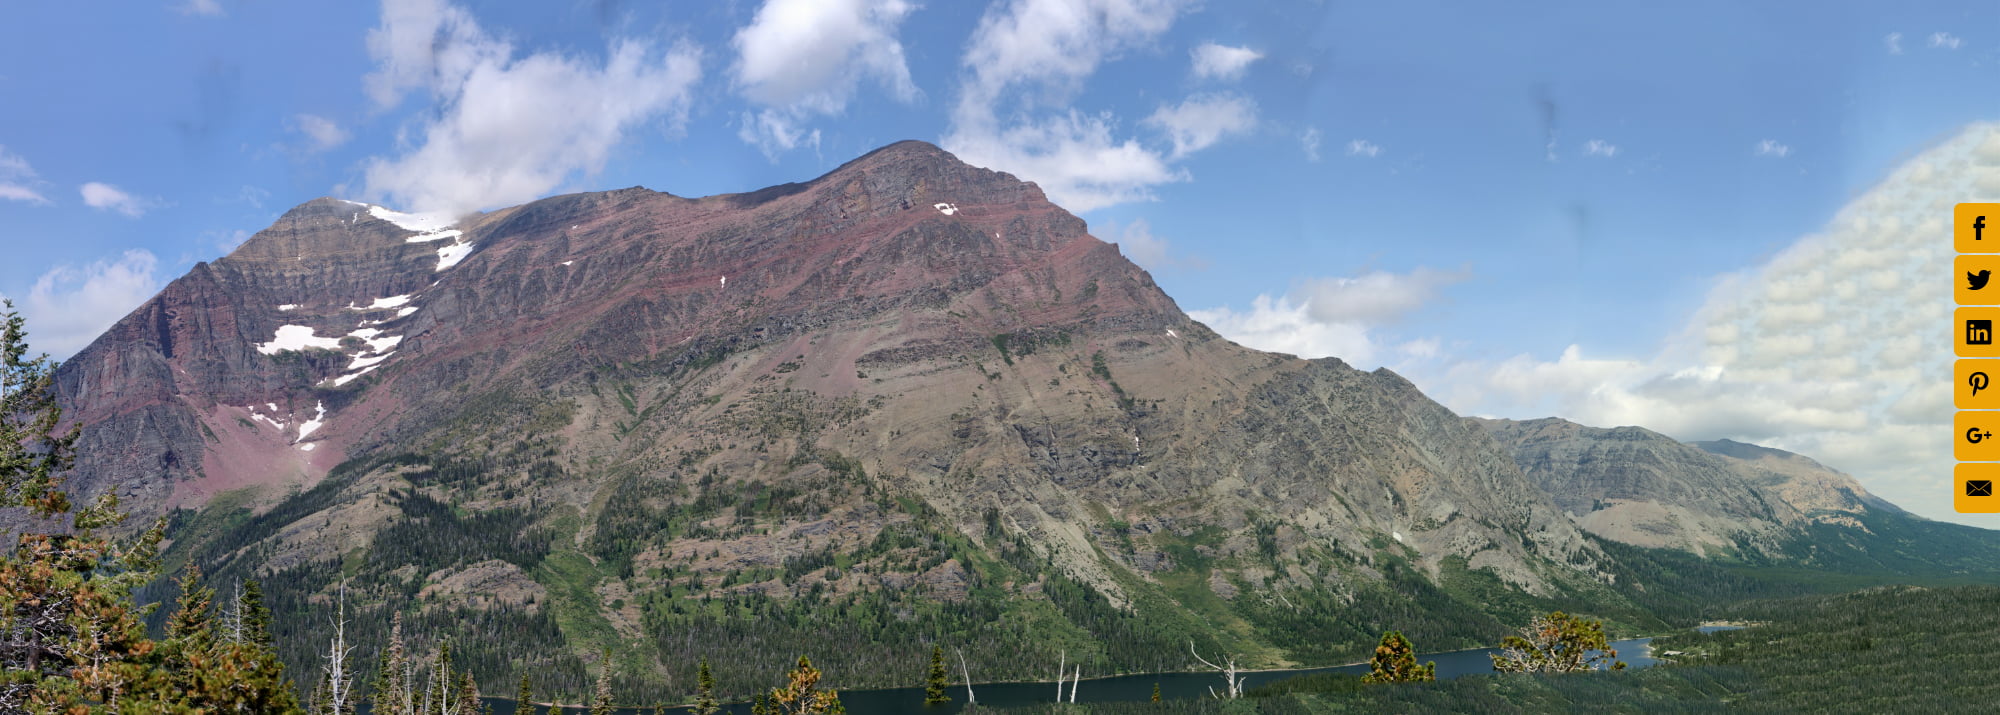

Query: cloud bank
left=359, top=0, right=702, bottom=218
left=732, top=0, right=919, bottom=158
left=3, top=249, right=164, bottom=359
left=1199, top=122, right=2000, bottom=522
left=943, top=0, right=1256, bottom=213
left=1190, top=267, right=1468, bottom=368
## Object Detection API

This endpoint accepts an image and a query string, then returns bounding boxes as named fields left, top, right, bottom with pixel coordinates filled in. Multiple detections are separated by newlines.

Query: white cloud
left=1930, top=32, right=1963, bottom=50
left=945, top=110, right=1184, bottom=212
left=237, top=185, right=269, bottom=209
left=359, top=0, right=702, bottom=217
left=1885, top=32, right=1903, bottom=55
left=942, top=0, right=1194, bottom=212
left=737, top=112, right=822, bottom=157
left=205, top=228, right=253, bottom=255
left=1144, top=93, right=1256, bottom=160
left=732, top=0, right=919, bottom=158
left=0, top=146, right=49, bottom=205
left=1097, top=218, right=1201, bottom=272
left=1300, top=127, right=1321, bottom=162
left=291, top=114, right=350, bottom=152
left=1295, top=268, right=1469, bottom=325
left=1583, top=139, right=1618, bottom=158
left=1755, top=139, right=1792, bottom=158
left=1398, top=122, right=2000, bottom=524
left=957, top=0, right=1182, bottom=107
left=177, top=0, right=223, bottom=16
left=1192, top=295, right=1386, bottom=366
left=3, top=250, right=163, bottom=359
left=1190, top=42, right=1261, bottom=82
left=79, top=182, right=152, bottom=217
left=1347, top=139, right=1381, bottom=158
left=1189, top=266, right=1468, bottom=367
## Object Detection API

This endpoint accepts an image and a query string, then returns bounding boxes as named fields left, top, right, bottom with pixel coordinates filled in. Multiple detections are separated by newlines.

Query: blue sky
left=1, top=0, right=1995, bottom=522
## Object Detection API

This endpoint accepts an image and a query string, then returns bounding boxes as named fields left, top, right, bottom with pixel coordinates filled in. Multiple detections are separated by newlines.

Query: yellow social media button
left=1958, top=203, right=2000, bottom=253
left=1957, top=411, right=2000, bottom=461
left=1958, top=360, right=2000, bottom=409
left=1959, top=254, right=2000, bottom=305
left=1957, top=307, right=2000, bottom=357
left=1957, top=463, right=2000, bottom=513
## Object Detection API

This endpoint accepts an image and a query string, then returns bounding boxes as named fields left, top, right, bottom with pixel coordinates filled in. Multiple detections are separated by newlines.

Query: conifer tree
left=242, top=578, right=274, bottom=647
left=0, top=305, right=304, bottom=711
left=1490, top=611, right=1627, bottom=674
left=923, top=645, right=952, bottom=705
left=591, top=648, right=615, bottom=715
left=0, top=302, right=168, bottom=711
left=516, top=673, right=534, bottom=714
left=770, top=655, right=843, bottom=715
left=692, top=656, right=720, bottom=715
left=1361, top=630, right=1436, bottom=684
left=123, top=563, right=297, bottom=712
left=310, top=676, right=333, bottom=715
left=210, top=584, right=300, bottom=712
left=165, top=564, right=218, bottom=653
left=1152, top=682, right=1162, bottom=702
left=458, top=668, right=484, bottom=715
left=372, top=612, right=414, bottom=715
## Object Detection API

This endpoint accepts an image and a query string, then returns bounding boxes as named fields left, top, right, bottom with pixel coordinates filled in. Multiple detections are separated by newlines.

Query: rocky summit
left=45, top=141, right=1988, bottom=699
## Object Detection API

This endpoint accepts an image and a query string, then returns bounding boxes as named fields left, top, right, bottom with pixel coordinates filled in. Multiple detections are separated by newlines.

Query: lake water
left=490, top=637, right=1657, bottom=714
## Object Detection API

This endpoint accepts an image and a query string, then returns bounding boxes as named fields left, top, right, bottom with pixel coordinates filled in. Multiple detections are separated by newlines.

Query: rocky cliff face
left=55, top=196, right=469, bottom=514
left=59, top=141, right=1598, bottom=586
left=45, top=141, right=1928, bottom=696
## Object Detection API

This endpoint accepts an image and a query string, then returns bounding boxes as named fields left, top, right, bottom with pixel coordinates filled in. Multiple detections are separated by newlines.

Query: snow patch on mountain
left=349, top=294, right=414, bottom=310
left=436, top=240, right=475, bottom=271
left=296, top=401, right=326, bottom=441
left=257, top=326, right=342, bottom=354
left=346, top=351, right=396, bottom=372
left=367, top=205, right=455, bottom=233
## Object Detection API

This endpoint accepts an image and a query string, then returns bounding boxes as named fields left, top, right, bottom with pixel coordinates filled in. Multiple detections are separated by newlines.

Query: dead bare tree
left=1055, top=650, right=1064, bottom=702
left=954, top=647, right=976, bottom=705
left=320, top=585, right=356, bottom=714
left=1068, top=664, right=1081, bottom=703
left=220, top=580, right=244, bottom=645
left=1189, top=640, right=1245, bottom=700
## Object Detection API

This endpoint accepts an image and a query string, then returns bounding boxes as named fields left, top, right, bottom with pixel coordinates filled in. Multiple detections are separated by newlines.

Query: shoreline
left=491, top=634, right=1683, bottom=710
left=808, top=634, right=1671, bottom=694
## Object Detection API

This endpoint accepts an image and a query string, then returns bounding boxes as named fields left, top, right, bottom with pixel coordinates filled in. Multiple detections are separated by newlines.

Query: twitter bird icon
left=1974, top=269, right=1993, bottom=291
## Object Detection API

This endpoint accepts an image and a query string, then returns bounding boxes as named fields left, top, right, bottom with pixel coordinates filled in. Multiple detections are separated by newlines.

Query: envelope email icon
left=1970, top=480, right=1994, bottom=497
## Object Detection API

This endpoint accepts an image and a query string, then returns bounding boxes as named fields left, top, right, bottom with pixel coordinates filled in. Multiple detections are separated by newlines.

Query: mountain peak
left=849, top=138, right=957, bottom=164
left=816, top=139, right=1044, bottom=203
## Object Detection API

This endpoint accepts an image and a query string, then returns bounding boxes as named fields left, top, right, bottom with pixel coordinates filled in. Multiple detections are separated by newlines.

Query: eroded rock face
left=55, top=198, right=460, bottom=515
left=44, top=140, right=1909, bottom=674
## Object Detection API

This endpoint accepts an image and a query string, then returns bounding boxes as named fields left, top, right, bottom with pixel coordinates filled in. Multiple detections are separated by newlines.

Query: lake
left=489, top=637, right=1658, bottom=714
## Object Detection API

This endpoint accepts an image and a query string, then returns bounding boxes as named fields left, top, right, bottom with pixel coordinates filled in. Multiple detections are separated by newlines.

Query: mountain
left=1472, top=417, right=1884, bottom=556
left=43, top=141, right=2000, bottom=703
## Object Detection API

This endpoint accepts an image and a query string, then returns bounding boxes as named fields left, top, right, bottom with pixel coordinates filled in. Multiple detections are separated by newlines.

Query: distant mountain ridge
left=41, top=140, right=2000, bottom=702
left=1474, top=417, right=1884, bottom=556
